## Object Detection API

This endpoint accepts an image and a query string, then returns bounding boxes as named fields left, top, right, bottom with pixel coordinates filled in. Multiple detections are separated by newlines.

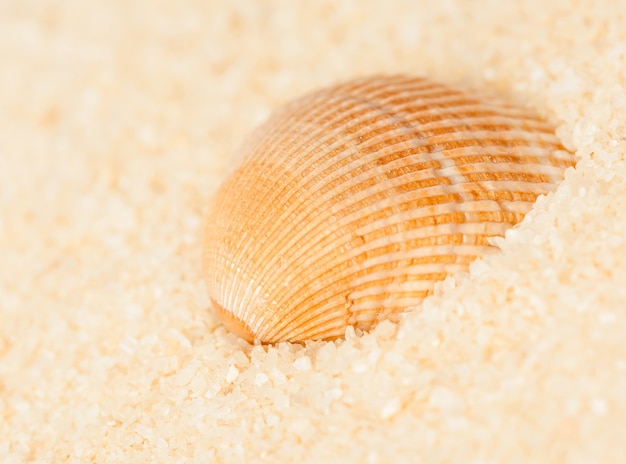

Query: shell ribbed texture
left=203, top=75, right=575, bottom=343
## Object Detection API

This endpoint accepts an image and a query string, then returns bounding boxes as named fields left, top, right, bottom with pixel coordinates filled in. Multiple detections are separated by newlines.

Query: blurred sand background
left=1, top=0, right=626, bottom=462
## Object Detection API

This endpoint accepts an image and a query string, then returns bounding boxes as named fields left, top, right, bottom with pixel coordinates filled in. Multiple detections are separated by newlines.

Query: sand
left=1, top=0, right=625, bottom=462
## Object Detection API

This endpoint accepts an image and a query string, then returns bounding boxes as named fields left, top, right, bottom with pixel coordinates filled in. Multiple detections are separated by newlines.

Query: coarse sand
left=1, top=1, right=626, bottom=462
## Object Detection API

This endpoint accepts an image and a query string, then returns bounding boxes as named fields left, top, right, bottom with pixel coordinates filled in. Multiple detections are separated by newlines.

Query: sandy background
left=1, top=0, right=626, bottom=462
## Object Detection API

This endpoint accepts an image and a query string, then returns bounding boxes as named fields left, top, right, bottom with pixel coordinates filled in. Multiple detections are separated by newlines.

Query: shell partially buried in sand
left=203, top=75, right=575, bottom=344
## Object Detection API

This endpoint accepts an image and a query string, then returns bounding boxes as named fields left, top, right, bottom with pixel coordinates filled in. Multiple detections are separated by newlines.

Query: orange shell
left=203, top=75, right=575, bottom=343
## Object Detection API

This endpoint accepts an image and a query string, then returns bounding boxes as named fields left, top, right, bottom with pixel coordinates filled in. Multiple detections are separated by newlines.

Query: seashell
left=203, top=75, right=575, bottom=344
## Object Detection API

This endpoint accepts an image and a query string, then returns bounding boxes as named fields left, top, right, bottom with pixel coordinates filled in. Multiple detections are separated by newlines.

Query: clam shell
left=203, top=75, right=575, bottom=343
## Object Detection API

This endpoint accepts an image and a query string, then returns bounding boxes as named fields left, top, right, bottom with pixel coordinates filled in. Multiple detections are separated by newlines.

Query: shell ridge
left=229, top=101, right=564, bottom=278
